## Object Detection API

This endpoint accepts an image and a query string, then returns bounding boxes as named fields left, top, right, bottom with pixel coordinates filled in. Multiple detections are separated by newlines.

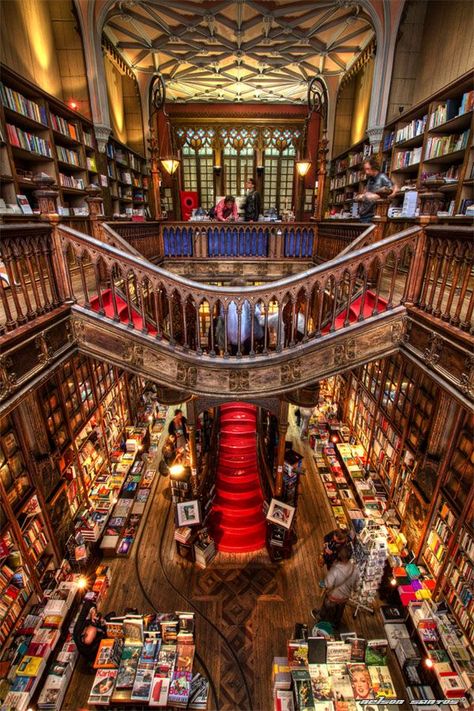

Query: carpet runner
left=210, top=403, right=267, bottom=553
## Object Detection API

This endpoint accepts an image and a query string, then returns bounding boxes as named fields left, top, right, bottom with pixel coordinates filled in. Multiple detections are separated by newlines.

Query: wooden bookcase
left=328, top=72, right=473, bottom=216
left=0, top=65, right=102, bottom=218
left=327, top=137, right=374, bottom=213
left=105, top=136, right=149, bottom=219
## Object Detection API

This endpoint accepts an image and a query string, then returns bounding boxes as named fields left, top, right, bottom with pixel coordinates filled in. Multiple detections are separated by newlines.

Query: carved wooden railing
left=102, top=220, right=381, bottom=265
left=0, top=223, right=62, bottom=334
left=56, top=224, right=422, bottom=359
left=412, top=225, right=474, bottom=332
left=314, top=221, right=369, bottom=262
left=105, top=221, right=164, bottom=261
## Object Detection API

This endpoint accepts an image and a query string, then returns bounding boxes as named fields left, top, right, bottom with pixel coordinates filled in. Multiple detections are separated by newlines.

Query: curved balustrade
left=0, top=224, right=61, bottom=333
left=57, top=224, right=422, bottom=359
left=416, top=226, right=474, bottom=331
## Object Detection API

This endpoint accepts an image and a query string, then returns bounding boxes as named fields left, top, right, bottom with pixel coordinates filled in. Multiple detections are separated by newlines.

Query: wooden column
left=313, top=130, right=329, bottom=221
left=275, top=400, right=289, bottom=498
left=186, top=399, right=199, bottom=496
left=85, top=186, right=105, bottom=241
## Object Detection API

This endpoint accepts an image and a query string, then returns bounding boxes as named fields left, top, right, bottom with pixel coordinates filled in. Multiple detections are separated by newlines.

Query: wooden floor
left=64, top=414, right=409, bottom=711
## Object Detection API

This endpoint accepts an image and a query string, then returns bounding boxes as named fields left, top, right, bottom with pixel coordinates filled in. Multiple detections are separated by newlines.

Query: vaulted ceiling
left=104, top=0, right=374, bottom=103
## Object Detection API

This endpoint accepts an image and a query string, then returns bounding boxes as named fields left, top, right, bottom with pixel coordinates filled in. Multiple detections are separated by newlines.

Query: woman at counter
left=215, top=195, right=239, bottom=222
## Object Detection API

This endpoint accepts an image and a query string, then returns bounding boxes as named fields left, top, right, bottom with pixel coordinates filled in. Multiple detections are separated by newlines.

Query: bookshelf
left=327, top=72, right=474, bottom=216
left=384, top=74, right=474, bottom=215
left=0, top=65, right=102, bottom=219
left=327, top=137, right=374, bottom=214
left=106, top=137, right=149, bottom=219
left=0, top=528, right=34, bottom=647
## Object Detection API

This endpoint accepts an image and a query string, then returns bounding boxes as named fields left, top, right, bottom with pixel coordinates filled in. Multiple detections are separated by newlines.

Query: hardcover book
left=88, top=669, right=118, bottom=705
left=367, top=665, right=396, bottom=698
left=292, top=669, right=315, bottom=710
left=364, top=639, right=388, bottom=666
left=308, top=664, right=332, bottom=700
left=348, top=664, right=374, bottom=700
left=149, top=675, right=170, bottom=707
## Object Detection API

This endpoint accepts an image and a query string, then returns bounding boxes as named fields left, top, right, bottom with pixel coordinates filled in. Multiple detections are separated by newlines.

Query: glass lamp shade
left=296, top=159, right=312, bottom=177
left=160, top=157, right=180, bottom=174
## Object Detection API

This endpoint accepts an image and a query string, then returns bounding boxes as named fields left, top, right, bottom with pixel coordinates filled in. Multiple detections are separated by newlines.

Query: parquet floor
left=64, top=413, right=409, bottom=711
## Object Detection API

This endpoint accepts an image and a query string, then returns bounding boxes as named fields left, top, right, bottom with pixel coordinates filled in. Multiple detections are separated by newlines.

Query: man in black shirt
left=243, top=178, right=261, bottom=221
left=356, top=158, right=397, bottom=222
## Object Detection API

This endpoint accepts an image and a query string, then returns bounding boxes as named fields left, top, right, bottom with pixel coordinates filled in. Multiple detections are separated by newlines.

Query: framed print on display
left=176, top=500, right=201, bottom=527
left=266, top=498, right=295, bottom=530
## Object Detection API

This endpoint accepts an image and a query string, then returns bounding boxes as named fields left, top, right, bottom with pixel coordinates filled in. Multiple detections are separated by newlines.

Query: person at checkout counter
left=243, top=177, right=261, bottom=221
left=215, top=195, right=239, bottom=222
left=355, top=158, right=398, bottom=222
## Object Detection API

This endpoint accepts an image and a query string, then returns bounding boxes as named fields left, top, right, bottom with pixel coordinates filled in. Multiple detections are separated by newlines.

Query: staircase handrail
left=57, top=223, right=422, bottom=301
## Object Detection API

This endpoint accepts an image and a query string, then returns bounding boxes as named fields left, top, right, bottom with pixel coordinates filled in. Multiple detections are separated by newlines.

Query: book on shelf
left=424, top=130, right=469, bottom=160
left=88, top=668, right=118, bottom=705
left=395, top=115, right=427, bottom=143
left=16, top=195, right=33, bottom=215
left=6, top=123, right=52, bottom=156
left=56, top=145, right=80, bottom=166
left=0, top=83, right=47, bottom=124
left=50, top=114, right=78, bottom=140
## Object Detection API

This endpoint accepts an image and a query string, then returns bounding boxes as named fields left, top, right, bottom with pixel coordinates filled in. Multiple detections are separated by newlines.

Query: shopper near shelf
left=73, top=599, right=107, bottom=663
left=168, top=409, right=188, bottom=450
left=312, top=545, right=360, bottom=630
left=243, top=178, right=261, bottom=221
left=215, top=195, right=239, bottom=222
left=355, top=158, right=397, bottom=222
left=320, top=527, right=352, bottom=569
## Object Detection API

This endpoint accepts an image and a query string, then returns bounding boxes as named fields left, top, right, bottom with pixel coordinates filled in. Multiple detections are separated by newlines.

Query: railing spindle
left=167, top=294, right=175, bottom=346
left=195, top=302, right=202, bottom=355
left=263, top=303, right=269, bottom=354
left=125, top=275, right=135, bottom=329
left=182, top=299, right=189, bottom=349
left=442, top=245, right=462, bottom=321
left=93, top=263, right=105, bottom=316
left=78, top=255, right=90, bottom=309
left=451, top=246, right=472, bottom=327
left=110, top=276, right=120, bottom=322
left=223, top=307, right=229, bottom=358
left=140, top=282, right=148, bottom=335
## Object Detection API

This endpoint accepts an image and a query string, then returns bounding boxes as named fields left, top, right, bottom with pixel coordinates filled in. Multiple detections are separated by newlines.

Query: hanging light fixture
left=160, top=157, right=180, bottom=175
left=296, top=159, right=312, bottom=177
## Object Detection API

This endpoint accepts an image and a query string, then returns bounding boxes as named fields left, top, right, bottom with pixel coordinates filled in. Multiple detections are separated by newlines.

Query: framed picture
left=266, top=498, right=295, bottom=530
left=176, top=500, right=201, bottom=527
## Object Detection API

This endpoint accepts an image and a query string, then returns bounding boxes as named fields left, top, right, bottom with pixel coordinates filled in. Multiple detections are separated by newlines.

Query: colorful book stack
left=0, top=83, right=48, bottom=124
left=395, top=115, right=427, bottom=143
left=86, top=610, right=209, bottom=707
left=50, top=113, right=78, bottom=140
left=277, top=634, right=397, bottom=710
left=5, top=124, right=51, bottom=157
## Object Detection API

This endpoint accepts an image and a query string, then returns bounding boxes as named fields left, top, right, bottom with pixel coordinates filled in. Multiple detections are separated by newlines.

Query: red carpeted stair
left=322, top=290, right=388, bottom=334
left=210, top=403, right=267, bottom=553
left=89, top=288, right=157, bottom=335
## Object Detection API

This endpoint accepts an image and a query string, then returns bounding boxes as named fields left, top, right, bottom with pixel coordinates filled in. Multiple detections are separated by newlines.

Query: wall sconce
left=213, top=165, right=222, bottom=174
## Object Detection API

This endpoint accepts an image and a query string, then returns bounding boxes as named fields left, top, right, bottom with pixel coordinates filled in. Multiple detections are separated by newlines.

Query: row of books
left=273, top=635, right=397, bottom=710
left=1, top=578, right=77, bottom=710
left=5, top=123, right=52, bottom=157
left=56, top=145, right=80, bottom=166
left=429, top=91, right=474, bottom=128
left=0, top=83, right=48, bottom=125
left=395, top=115, right=427, bottom=144
left=87, top=610, right=208, bottom=708
left=37, top=627, right=78, bottom=710
left=59, top=173, right=85, bottom=190
left=424, top=130, right=469, bottom=160
left=393, top=146, right=422, bottom=169
left=50, top=113, right=78, bottom=140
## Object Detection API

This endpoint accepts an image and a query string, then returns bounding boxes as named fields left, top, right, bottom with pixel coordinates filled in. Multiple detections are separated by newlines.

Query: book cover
left=326, top=642, right=351, bottom=664
left=365, top=640, right=388, bottom=666
left=308, top=664, right=332, bottom=700
left=328, top=665, right=354, bottom=702
left=348, top=664, right=374, bottom=699
left=94, top=638, right=123, bottom=669
left=131, top=662, right=155, bottom=701
left=176, top=643, right=195, bottom=672
left=188, top=673, right=210, bottom=710
left=314, top=703, right=334, bottom=711
left=292, top=669, right=315, bottom=710
left=308, top=637, right=327, bottom=665
left=368, top=665, right=396, bottom=699
left=88, top=668, right=118, bottom=704
left=149, top=676, right=170, bottom=707
left=123, top=615, right=144, bottom=643
left=116, top=644, right=142, bottom=689
left=15, top=655, right=44, bottom=677
left=168, top=670, right=192, bottom=706
left=350, top=638, right=367, bottom=663
left=287, top=640, right=308, bottom=667
left=156, top=644, right=177, bottom=675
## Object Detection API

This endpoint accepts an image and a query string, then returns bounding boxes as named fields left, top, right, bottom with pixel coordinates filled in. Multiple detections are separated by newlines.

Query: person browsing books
left=215, top=195, right=239, bottom=222
left=355, top=158, right=397, bottom=223
left=73, top=599, right=107, bottom=663
left=168, top=409, right=188, bottom=450
left=320, top=527, right=352, bottom=569
left=312, top=545, right=360, bottom=630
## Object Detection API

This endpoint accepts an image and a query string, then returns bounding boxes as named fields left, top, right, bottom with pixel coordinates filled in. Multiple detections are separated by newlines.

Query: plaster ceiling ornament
left=104, top=0, right=374, bottom=103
